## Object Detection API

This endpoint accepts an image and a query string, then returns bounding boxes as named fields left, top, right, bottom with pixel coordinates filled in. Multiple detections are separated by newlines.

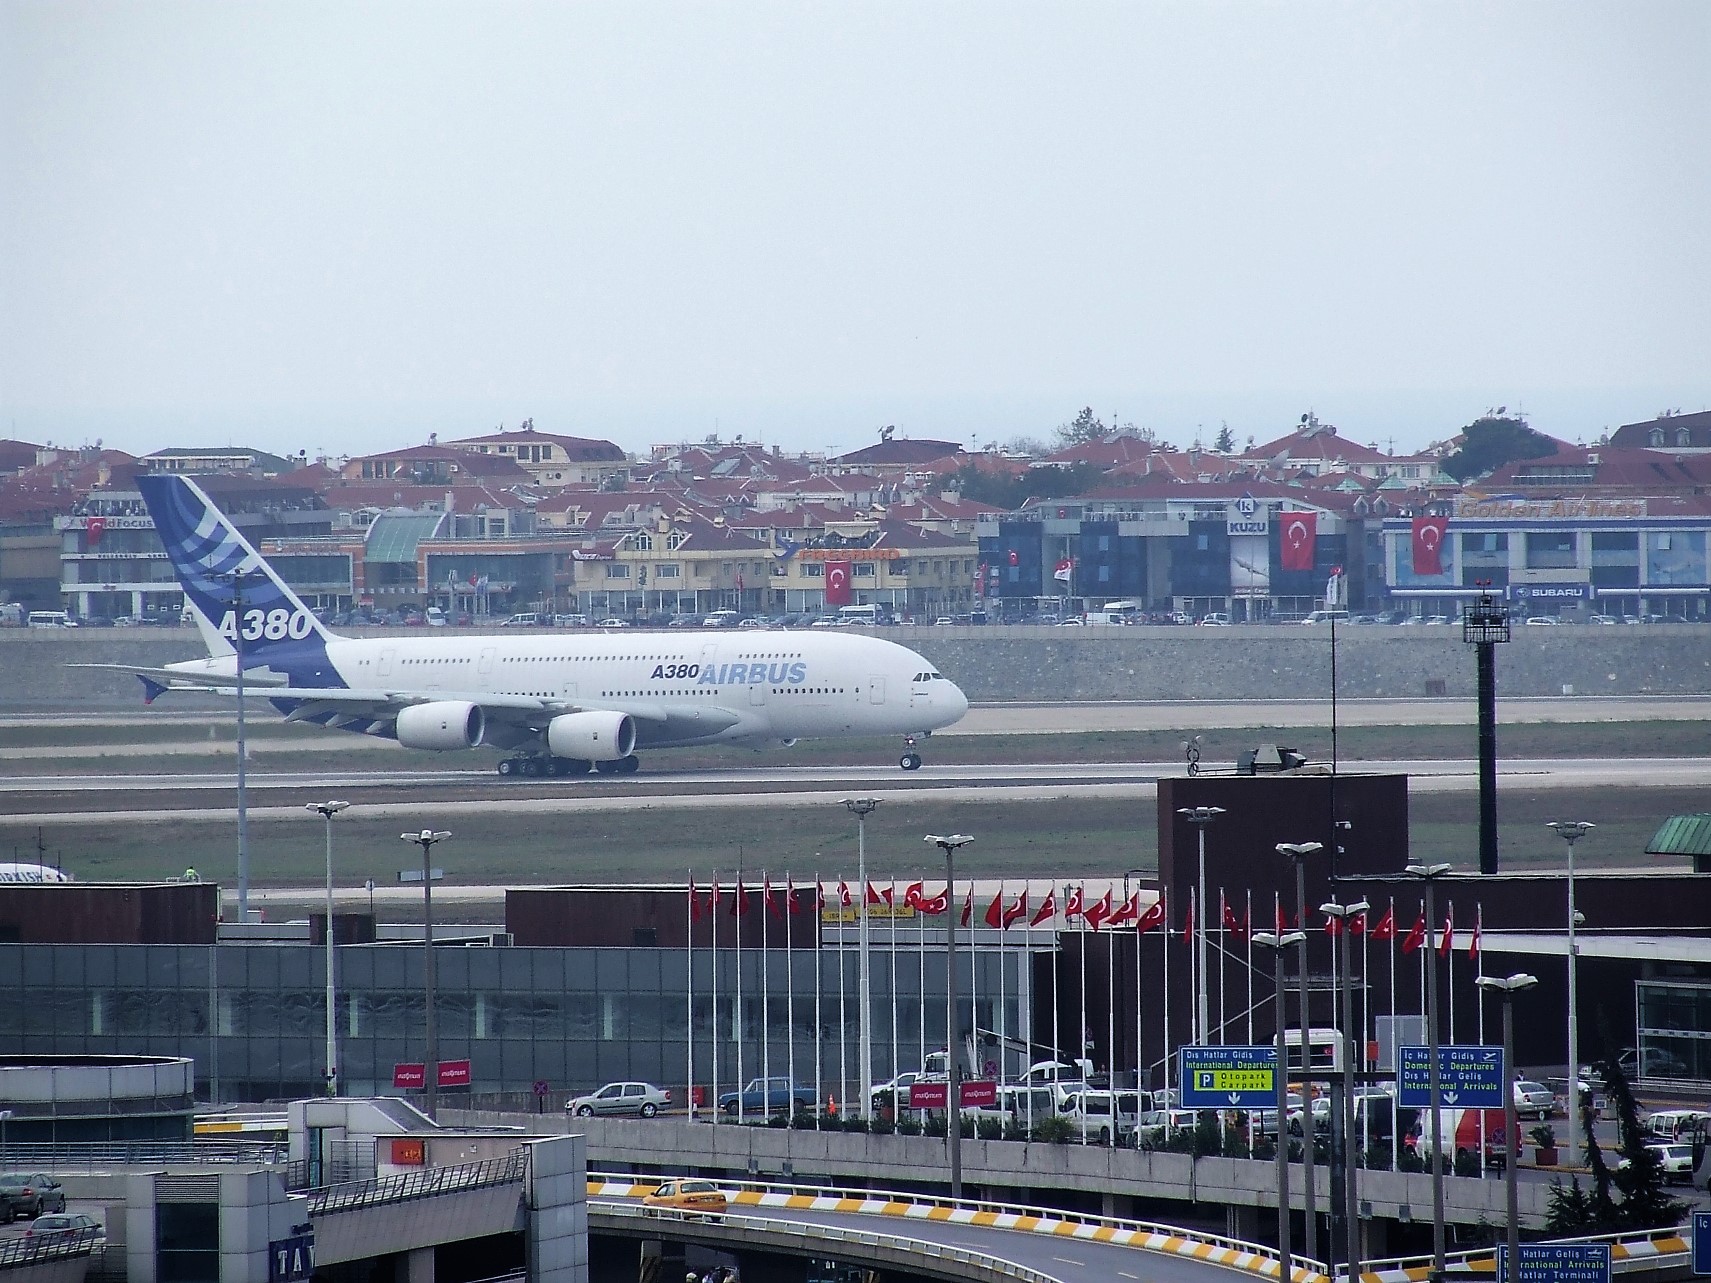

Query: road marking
left=1051, top=1257, right=1084, bottom=1267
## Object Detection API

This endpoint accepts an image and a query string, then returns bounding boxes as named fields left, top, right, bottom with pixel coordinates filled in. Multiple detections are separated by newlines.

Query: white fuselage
left=171, top=625, right=967, bottom=750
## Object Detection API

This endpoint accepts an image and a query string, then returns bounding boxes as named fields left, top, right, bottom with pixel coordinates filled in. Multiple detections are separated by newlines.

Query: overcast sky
left=3, top=1, right=1707, bottom=463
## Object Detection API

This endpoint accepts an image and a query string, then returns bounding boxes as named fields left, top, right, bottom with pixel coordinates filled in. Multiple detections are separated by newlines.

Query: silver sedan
left=566, top=1081, right=670, bottom=1118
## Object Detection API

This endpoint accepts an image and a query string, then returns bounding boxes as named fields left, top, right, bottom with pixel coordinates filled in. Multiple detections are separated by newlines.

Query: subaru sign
left=1398, top=1045, right=1505, bottom=1108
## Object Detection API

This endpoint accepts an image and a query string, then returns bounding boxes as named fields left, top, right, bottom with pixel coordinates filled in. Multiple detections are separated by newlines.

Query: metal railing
left=595, top=1202, right=1062, bottom=1283
left=589, top=1169, right=1326, bottom=1280
left=0, top=1228, right=103, bottom=1271
left=309, top=1148, right=526, bottom=1216
left=0, top=1139, right=289, bottom=1171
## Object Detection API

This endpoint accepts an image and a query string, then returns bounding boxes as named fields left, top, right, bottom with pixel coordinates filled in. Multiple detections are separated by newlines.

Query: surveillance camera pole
left=1178, top=807, right=1224, bottom=1050
left=1548, top=822, right=1594, bottom=1168
left=306, top=801, right=351, bottom=1095
left=1407, top=862, right=1452, bottom=1277
left=1477, top=972, right=1538, bottom=1283
left=842, top=798, right=879, bottom=1119
left=401, top=829, right=450, bottom=1117
left=1255, top=929, right=1304, bottom=1283
left=1276, top=840, right=1323, bottom=1266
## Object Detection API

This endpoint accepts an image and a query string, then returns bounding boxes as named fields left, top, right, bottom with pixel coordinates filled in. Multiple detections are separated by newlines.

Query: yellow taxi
left=643, top=1179, right=728, bottom=1216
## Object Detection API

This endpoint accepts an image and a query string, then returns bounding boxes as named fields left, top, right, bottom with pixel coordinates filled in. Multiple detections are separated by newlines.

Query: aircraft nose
left=944, top=679, right=969, bottom=722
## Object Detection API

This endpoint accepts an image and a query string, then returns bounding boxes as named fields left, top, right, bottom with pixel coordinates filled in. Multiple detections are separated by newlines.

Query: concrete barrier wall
left=6, top=627, right=1711, bottom=712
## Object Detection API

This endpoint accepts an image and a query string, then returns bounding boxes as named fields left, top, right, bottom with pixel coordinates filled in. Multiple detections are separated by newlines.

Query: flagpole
left=1218, top=889, right=1228, bottom=1045
left=1054, top=883, right=1064, bottom=1078
left=1134, top=891, right=1144, bottom=1099
left=1475, top=902, right=1485, bottom=1179
left=918, top=888, right=927, bottom=1085
left=1162, top=892, right=1171, bottom=1101
left=1446, top=900, right=1455, bottom=1048
left=814, top=875, right=824, bottom=1123
left=735, top=864, right=745, bottom=1125
left=762, top=873, right=771, bottom=1121
left=890, top=878, right=900, bottom=1098
left=687, top=872, right=697, bottom=1123
left=1246, top=889, right=1255, bottom=1045
left=1389, top=894, right=1399, bottom=1170
left=1106, top=909, right=1116, bottom=1100
left=1078, top=885, right=1089, bottom=1143
left=711, top=871, right=720, bottom=1126
left=838, top=890, right=848, bottom=1120
left=970, top=884, right=980, bottom=1083
left=997, top=881, right=1008, bottom=1086
left=787, top=877, right=797, bottom=1124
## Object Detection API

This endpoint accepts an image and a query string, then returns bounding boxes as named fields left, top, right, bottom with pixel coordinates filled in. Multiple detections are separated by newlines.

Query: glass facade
left=1635, top=980, right=1711, bottom=1083
left=0, top=941, right=1024, bottom=1102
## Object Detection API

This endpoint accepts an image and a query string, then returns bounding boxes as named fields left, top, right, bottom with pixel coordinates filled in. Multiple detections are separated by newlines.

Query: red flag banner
left=1276, top=902, right=1292, bottom=934
left=919, top=885, right=949, bottom=914
left=86, top=516, right=107, bottom=546
left=1109, top=891, right=1139, bottom=927
left=1135, top=896, right=1166, bottom=933
left=1280, top=512, right=1317, bottom=572
left=1222, top=896, right=1248, bottom=942
left=1182, top=892, right=1195, bottom=944
left=1324, top=912, right=1342, bottom=937
left=1439, top=910, right=1455, bottom=958
left=824, top=560, right=853, bottom=606
left=788, top=876, right=802, bottom=915
left=1084, top=889, right=1114, bottom=930
left=1350, top=909, right=1367, bottom=936
left=1370, top=905, right=1396, bottom=941
left=1469, top=909, right=1481, bottom=960
left=765, top=876, right=784, bottom=919
left=1401, top=912, right=1427, bottom=954
left=1412, top=516, right=1449, bottom=576
left=903, top=880, right=925, bottom=910
left=690, top=875, right=702, bottom=921
left=960, top=889, right=974, bottom=928
left=984, top=891, right=1005, bottom=929
left=1030, top=888, right=1057, bottom=927
left=1003, top=891, right=1029, bottom=929
left=1065, top=886, right=1085, bottom=920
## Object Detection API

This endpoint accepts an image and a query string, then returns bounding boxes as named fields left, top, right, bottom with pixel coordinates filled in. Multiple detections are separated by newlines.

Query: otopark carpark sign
left=1398, top=1045, right=1505, bottom=1108
left=1179, top=1046, right=1278, bottom=1108
left=1497, top=1243, right=1609, bottom=1282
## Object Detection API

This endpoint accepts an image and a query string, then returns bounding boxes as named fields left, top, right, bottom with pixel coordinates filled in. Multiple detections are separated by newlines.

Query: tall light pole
left=1548, top=822, right=1593, bottom=1167
left=1178, top=807, right=1225, bottom=1047
left=1406, top=861, right=1453, bottom=1277
left=926, top=833, right=973, bottom=1201
left=227, top=569, right=263, bottom=923
left=401, top=829, right=450, bottom=1117
left=1477, top=972, right=1538, bottom=1283
left=1254, top=929, right=1305, bottom=1283
left=1276, top=840, right=1322, bottom=1266
left=305, top=801, right=351, bottom=1095
left=1321, top=898, right=1370, bottom=1277
left=841, top=797, right=879, bottom=1119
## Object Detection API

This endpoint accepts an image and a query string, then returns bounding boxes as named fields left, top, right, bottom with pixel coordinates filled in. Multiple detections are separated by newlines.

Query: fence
left=309, top=1149, right=526, bottom=1216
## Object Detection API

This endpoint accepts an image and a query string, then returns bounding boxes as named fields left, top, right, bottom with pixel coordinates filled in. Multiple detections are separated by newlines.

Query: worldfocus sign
left=1693, top=1211, right=1711, bottom=1274
left=1180, top=1046, right=1278, bottom=1108
left=1398, top=1045, right=1505, bottom=1108
left=1496, top=1243, right=1610, bottom=1283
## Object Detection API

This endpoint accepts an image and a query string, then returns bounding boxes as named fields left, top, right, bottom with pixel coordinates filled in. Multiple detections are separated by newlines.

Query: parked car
left=499, top=613, right=544, bottom=627
left=870, top=1072, right=922, bottom=1113
left=1513, top=1080, right=1555, bottom=1120
left=1135, top=1109, right=1198, bottom=1147
left=0, top=1173, right=66, bottom=1217
left=717, top=1077, right=816, bottom=1116
left=643, top=1178, right=727, bottom=1216
left=1643, top=1108, right=1711, bottom=1140
left=1198, top=613, right=1232, bottom=627
left=1056, top=1087, right=1137, bottom=1145
left=566, top=1081, right=670, bottom=1118
left=1647, top=1142, right=1695, bottom=1184
left=22, top=1213, right=99, bottom=1242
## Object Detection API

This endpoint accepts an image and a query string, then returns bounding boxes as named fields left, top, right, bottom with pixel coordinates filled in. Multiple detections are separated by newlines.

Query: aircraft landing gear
left=547, top=757, right=591, bottom=777
left=899, top=735, right=923, bottom=772
left=499, top=755, right=592, bottom=779
left=593, top=755, right=642, bottom=776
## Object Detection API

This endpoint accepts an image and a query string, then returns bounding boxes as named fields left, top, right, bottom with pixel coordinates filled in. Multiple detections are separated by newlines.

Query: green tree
left=1545, top=1045, right=1686, bottom=1235
left=947, top=460, right=1105, bottom=510
left=1053, top=407, right=1108, bottom=449
left=1441, top=415, right=1558, bottom=481
left=1214, top=422, right=1236, bottom=453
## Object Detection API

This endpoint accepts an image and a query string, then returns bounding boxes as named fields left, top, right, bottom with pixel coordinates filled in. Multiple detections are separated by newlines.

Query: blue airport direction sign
left=1180, top=1045, right=1278, bottom=1108
left=1497, top=1243, right=1609, bottom=1283
left=1397, top=1044, right=1505, bottom=1108
left=1693, top=1210, right=1711, bottom=1275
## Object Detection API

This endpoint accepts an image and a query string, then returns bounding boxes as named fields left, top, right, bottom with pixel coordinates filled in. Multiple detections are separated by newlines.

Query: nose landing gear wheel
left=900, top=752, right=922, bottom=771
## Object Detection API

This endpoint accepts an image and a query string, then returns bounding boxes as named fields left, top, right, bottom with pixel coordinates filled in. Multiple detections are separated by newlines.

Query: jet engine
left=395, top=701, right=486, bottom=751
left=547, top=710, right=637, bottom=761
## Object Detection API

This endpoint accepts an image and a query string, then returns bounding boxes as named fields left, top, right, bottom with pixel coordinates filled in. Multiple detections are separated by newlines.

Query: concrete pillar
left=406, top=1246, right=436, bottom=1283
left=1101, top=1190, right=1119, bottom=1220
left=525, top=1133, right=588, bottom=1283
left=1225, top=1203, right=1260, bottom=1243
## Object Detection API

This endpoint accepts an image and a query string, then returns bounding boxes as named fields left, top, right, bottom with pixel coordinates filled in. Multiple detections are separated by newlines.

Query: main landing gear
left=495, top=755, right=639, bottom=778
left=899, top=735, right=924, bottom=772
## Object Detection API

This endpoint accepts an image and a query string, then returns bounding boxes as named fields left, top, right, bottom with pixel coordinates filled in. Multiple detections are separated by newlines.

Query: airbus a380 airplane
left=112, top=475, right=969, bottom=777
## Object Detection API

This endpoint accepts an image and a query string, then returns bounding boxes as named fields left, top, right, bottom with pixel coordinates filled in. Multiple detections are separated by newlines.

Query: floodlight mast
left=925, top=833, right=973, bottom=1201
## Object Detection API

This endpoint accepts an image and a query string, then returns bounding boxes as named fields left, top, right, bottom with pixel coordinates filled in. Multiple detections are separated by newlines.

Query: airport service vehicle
left=643, top=1179, right=727, bottom=1216
left=1407, top=1108, right=1510, bottom=1169
left=104, top=475, right=968, bottom=776
left=717, top=1078, right=816, bottom=1116
left=566, top=1081, right=670, bottom=1117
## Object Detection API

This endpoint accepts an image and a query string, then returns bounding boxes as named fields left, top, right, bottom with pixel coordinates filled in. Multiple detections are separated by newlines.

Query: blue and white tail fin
left=137, top=474, right=337, bottom=666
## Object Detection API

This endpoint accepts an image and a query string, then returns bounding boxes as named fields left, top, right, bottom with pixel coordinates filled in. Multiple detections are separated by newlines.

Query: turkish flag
left=838, top=881, right=853, bottom=909
left=1369, top=904, right=1397, bottom=941
left=1064, top=885, right=1085, bottom=920
left=1222, top=895, right=1248, bottom=941
left=765, top=875, right=784, bottom=919
left=86, top=516, right=107, bottom=546
left=983, top=890, right=1005, bottom=929
left=1108, top=891, right=1139, bottom=927
left=1084, top=889, right=1114, bottom=930
left=1276, top=901, right=1292, bottom=934
left=1401, top=912, right=1427, bottom=954
left=1003, top=891, right=1029, bottom=928
left=1438, top=910, right=1455, bottom=958
left=1280, top=512, right=1317, bottom=572
left=825, top=560, right=853, bottom=606
left=903, top=880, right=925, bottom=909
left=1412, top=516, right=1449, bottom=576
left=1135, top=896, right=1166, bottom=933
left=690, top=875, right=702, bottom=921
left=918, top=886, right=949, bottom=914
left=1030, top=888, right=1057, bottom=927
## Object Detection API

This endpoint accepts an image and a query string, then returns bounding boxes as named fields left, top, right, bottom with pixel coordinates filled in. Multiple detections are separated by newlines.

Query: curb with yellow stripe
left=1354, top=1230, right=1690, bottom=1282
left=588, top=1178, right=1329, bottom=1281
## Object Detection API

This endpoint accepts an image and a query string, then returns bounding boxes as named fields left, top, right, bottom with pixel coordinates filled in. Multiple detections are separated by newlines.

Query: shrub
left=897, top=1116, right=923, bottom=1136
left=1361, top=1144, right=1394, bottom=1171
left=1529, top=1123, right=1557, bottom=1149
left=766, top=1112, right=788, bottom=1129
left=1396, top=1146, right=1424, bottom=1173
left=790, top=1109, right=816, bottom=1130
left=841, top=1115, right=869, bottom=1133
left=1002, top=1119, right=1028, bottom=1143
left=976, top=1117, right=1004, bottom=1141
left=868, top=1116, right=894, bottom=1136
left=1032, top=1114, right=1075, bottom=1145
left=1453, top=1149, right=1482, bottom=1179
left=924, top=1114, right=947, bottom=1138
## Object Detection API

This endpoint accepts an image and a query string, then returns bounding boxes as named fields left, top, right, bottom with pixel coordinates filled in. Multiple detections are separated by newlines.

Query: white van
left=1056, top=1087, right=1137, bottom=1146
left=27, top=610, right=72, bottom=628
left=1302, top=610, right=1351, bottom=626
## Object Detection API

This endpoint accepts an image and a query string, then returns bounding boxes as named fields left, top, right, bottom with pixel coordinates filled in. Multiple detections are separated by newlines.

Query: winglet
left=138, top=674, right=169, bottom=704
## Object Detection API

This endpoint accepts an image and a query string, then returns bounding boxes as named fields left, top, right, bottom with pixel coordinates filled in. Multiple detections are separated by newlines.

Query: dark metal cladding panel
left=0, top=882, right=216, bottom=944
left=506, top=886, right=822, bottom=948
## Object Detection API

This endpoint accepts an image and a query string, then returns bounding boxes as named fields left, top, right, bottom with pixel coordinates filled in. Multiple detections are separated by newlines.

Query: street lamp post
left=1476, top=972, right=1538, bottom=1283
left=401, top=829, right=450, bottom=1117
left=226, top=570, right=263, bottom=923
left=1547, top=822, right=1594, bottom=1166
left=926, top=833, right=973, bottom=1201
left=1406, top=861, right=1453, bottom=1277
left=1276, top=840, right=1323, bottom=1266
left=1178, top=807, right=1225, bottom=1047
left=305, top=801, right=351, bottom=1095
left=1321, top=899, right=1370, bottom=1277
left=1254, top=929, right=1305, bottom=1282
left=841, top=798, right=879, bottom=1119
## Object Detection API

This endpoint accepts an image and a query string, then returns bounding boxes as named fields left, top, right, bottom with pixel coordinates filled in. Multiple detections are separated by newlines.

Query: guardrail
left=309, top=1149, right=526, bottom=1216
left=0, top=1140, right=289, bottom=1171
left=1356, top=1222, right=1692, bottom=1282
left=596, top=1202, right=1064, bottom=1283
left=0, top=1228, right=103, bottom=1271
left=590, top=1170, right=1329, bottom=1281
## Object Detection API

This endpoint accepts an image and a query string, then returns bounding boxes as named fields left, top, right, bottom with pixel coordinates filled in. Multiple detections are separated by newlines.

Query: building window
left=1524, top=530, right=1577, bottom=570
left=853, top=562, right=875, bottom=578
left=804, top=563, right=824, bottom=578
left=632, top=534, right=652, bottom=551
left=605, top=564, right=631, bottom=579
left=666, top=532, right=688, bottom=551
left=655, top=563, right=680, bottom=579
